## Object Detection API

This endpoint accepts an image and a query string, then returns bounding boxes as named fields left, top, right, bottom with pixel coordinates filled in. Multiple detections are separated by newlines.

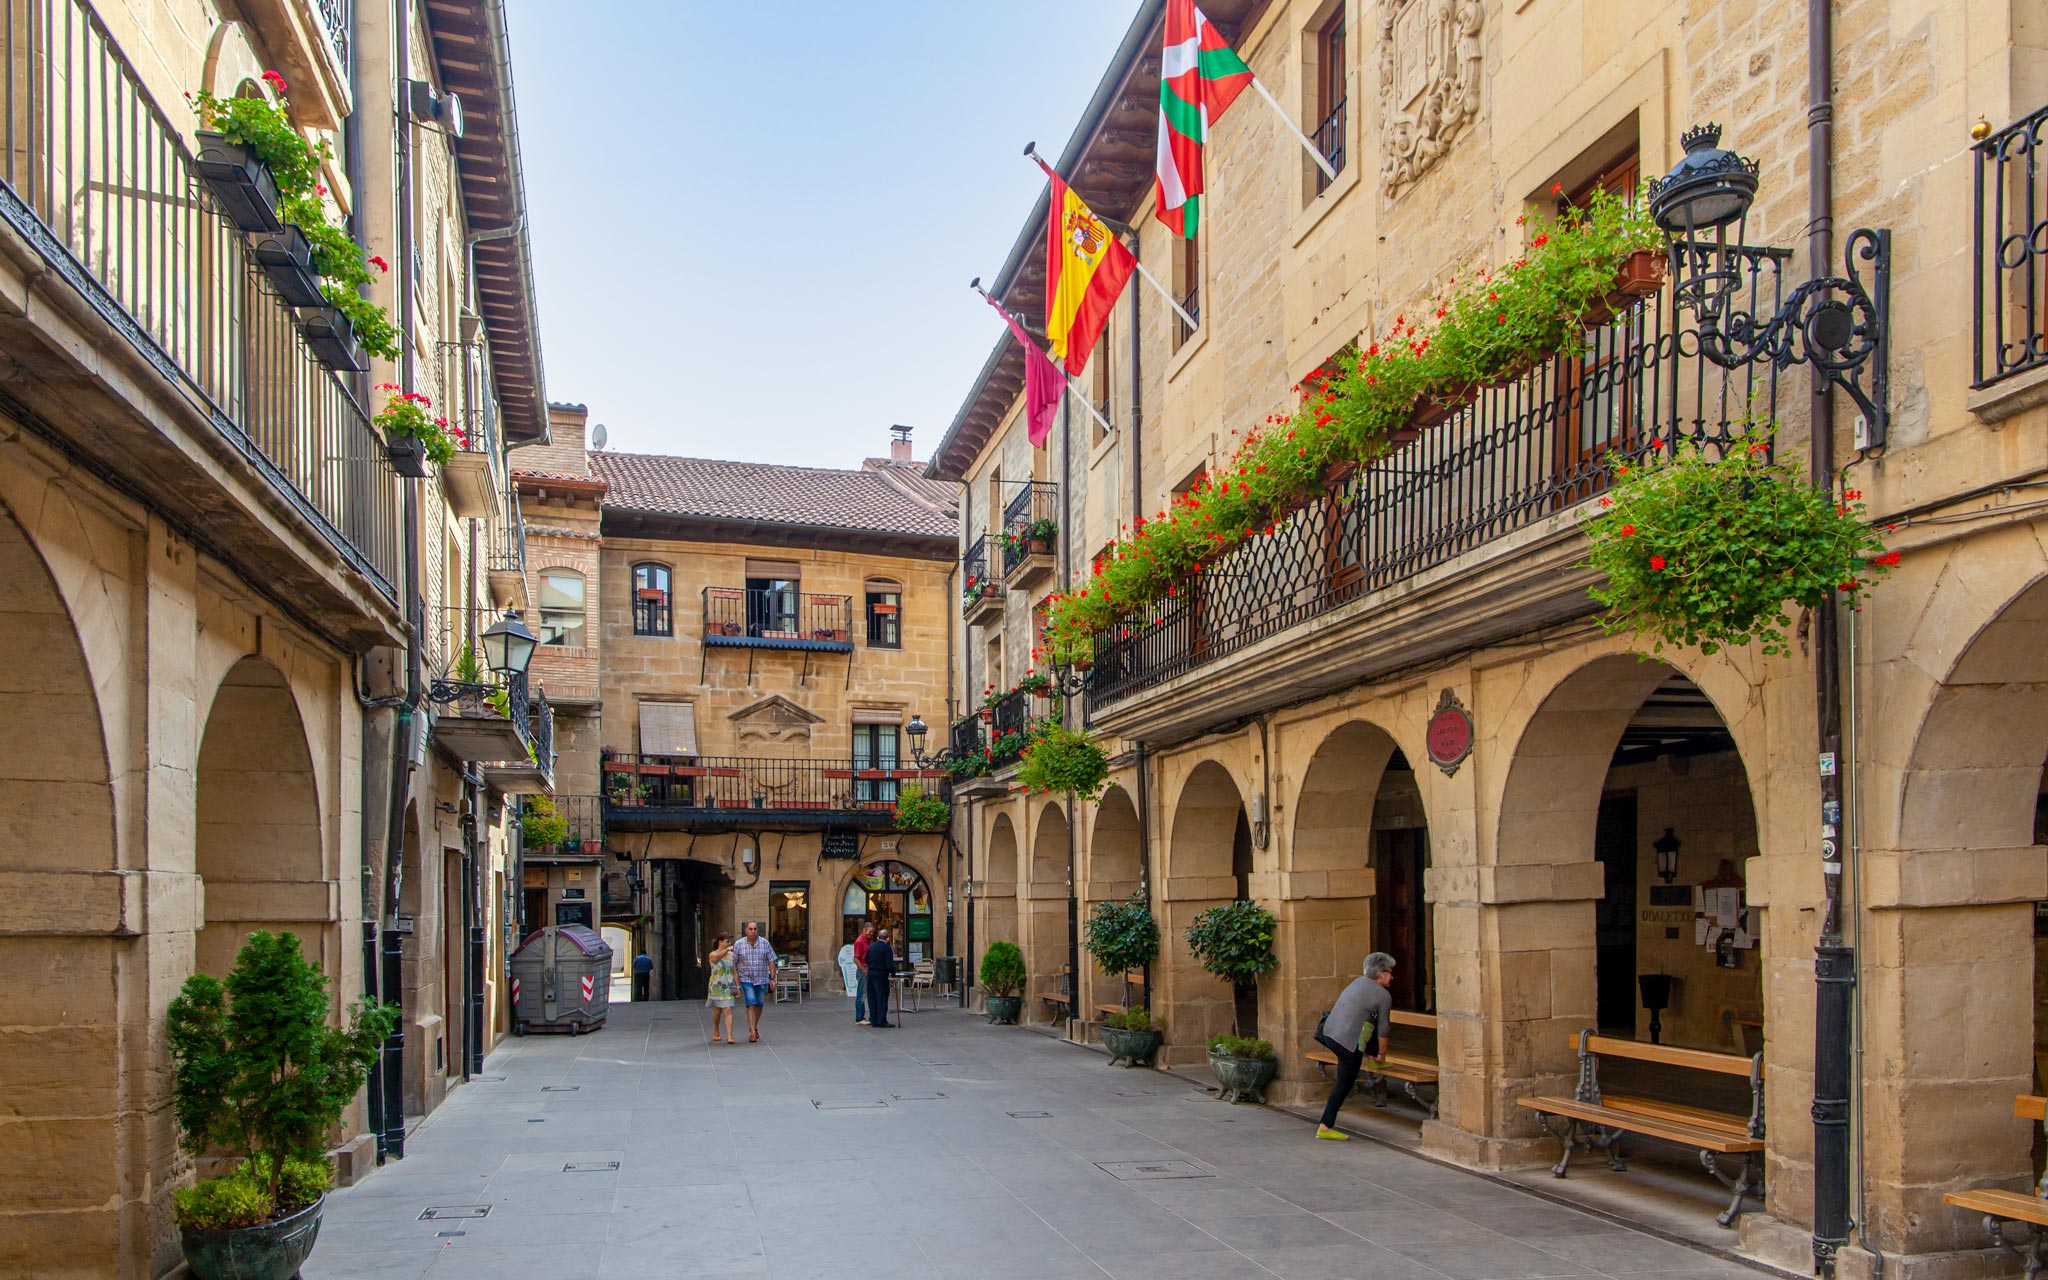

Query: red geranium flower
left=369, top=255, right=390, bottom=273
left=1649, top=556, right=1666, bottom=571
left=1619, top=524, right=1636, bottom=536
left=261, top=69, right=288, bottom=94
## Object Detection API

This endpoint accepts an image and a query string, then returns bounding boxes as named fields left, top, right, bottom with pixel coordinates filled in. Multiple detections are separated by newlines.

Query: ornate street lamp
left=479, top=608, right=538, bottom=678
left=1648, top=124, right=1891, bottom=446
left=1652, top=827, right=1682, bottom=885
left=904, top=714, right=949, bottom=771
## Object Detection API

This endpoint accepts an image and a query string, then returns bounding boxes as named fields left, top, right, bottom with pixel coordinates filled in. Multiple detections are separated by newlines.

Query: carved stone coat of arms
left=1379, top=0, right=1484, bottom=196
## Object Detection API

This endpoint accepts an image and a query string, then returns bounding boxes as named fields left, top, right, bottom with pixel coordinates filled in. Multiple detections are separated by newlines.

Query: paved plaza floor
left=309, top=999, right=1775, bottom=1280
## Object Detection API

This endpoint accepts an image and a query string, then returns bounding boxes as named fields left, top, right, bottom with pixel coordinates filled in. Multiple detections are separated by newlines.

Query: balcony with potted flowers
left=961, top=533, right=1004, bottom=627
left=424, top=604, right=544, bottom=765
left=600, top=751, right=947, bottom=831
left=999, top=481, right=1059, bottom=590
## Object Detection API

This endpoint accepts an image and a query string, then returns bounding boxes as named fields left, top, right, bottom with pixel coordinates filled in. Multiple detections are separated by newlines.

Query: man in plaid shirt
left=731, top=920, right=778, bottom=1042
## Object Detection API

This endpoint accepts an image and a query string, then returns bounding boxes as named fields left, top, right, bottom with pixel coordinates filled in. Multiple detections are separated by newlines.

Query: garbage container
left=510, top=924, right=612, bottom=1035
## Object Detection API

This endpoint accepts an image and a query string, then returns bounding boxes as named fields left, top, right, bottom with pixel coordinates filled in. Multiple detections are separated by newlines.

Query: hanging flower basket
left=249, top=223, right=325, bottom=307
left=192, top=131, right=285, bottom=233
left=298, top=304, right=365, bottom=372
left=383, top=435, right=428, bottom=478
left=1582, top=435, right=1898, bottom=657
left=1015, top=721, right=1110, bottom=800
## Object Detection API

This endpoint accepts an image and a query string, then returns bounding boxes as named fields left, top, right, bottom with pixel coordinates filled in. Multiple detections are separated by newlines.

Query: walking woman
left=706, top=931, right=738, bottom=1045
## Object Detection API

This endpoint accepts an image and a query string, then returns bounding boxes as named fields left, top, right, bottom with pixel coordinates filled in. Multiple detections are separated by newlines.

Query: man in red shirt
left=852, top=921, right=877, bottom=1025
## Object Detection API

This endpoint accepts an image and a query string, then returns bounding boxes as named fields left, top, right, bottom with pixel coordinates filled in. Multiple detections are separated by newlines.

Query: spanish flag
left=1036, top=157, right=1134, bottom=376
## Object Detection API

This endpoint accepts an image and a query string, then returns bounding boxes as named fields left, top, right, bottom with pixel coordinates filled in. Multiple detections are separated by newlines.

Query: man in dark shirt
left=1315, top=952, right=1395, bottom=1140
left=632, top=951, right=653, bottom=1003
left=865, top=927, right=898, bottom=1028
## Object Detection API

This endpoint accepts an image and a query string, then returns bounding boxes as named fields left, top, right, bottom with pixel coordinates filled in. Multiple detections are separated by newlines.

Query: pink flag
left=982, top=291, right=1064, bottom=448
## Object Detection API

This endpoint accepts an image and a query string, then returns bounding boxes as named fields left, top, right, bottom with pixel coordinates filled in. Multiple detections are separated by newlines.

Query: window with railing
left=0, top=0, right=398, bottom=597
left=1000, top=481, right=1059, bottom=576
left=1087, top=247, right=1788, bottom=709
left=1973, top=103, right=2048, bottom=387
left=1313, top=9, right=1346, bottom=193
left=852, top=723, right=900, bottom=803
left=961, top=534, right=997, bottom=611
left=703, top=586, right=853, bottom=644
left=1175, top=235, right=1202, bottom=348
left=865, top=579, right=902, bottom=648
left=633, top=562, right=673, bottom=636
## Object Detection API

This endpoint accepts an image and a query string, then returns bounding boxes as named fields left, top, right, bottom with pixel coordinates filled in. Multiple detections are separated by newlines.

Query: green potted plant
left=1583, top=435, right=1896, bottom=656
left=892, top=782, right=949, bottom=833
left=1186, top=900, right=1280, bottom=1103
left=1085, top=895, right=1161, bottom=1067
left=167, top=931, right=395, bottom=1280
left=522, top=796, right=568, bottom=851
left=979, top=940, right=1027, bottom=1025
left=1016, top=720, right=1110, bottom=800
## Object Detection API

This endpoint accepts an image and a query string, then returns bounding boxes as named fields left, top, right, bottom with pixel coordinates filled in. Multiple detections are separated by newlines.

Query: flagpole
left=1023, top=145, right=1198, bottom=332
left=1248, top=77, right=1338, bottom=181
left=1131, top=260, right=1197, bottom=331
left=972, top=279, right=1120, bottom=439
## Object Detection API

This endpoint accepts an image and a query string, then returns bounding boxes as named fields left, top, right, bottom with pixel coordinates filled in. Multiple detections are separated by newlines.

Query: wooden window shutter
left=639, top=702, right=698, bottom=756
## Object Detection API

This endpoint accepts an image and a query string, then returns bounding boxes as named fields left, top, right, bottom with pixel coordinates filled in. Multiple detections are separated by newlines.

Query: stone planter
left=179, top=1193, right=324, bottom=1280
left=1100, top=1025, right=1163, bottom=1068
left=1208, top=1049, right=1277, bottom=1104
left=984, top=994, right=1023, bottom=1025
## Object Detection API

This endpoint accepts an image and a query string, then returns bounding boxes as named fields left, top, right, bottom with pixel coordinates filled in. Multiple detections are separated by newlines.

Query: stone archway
left=1864, top=573, right=2048, bottom=1257
left=976, top=812, right=1021, bottom=991
left=1162, top=760, right=1254, bottom=1059
left=0, top=500, right=120, bottom=1265
left=194, top=655, right=327, bottom=977
left=1462, top=653, right=1763, bottom=1169
left=1083, top=785, right=1146, bottom=1016
left=1026, top=801, right=1071, bottom=1012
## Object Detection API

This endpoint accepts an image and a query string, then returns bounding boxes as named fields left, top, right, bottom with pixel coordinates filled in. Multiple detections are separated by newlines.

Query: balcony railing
left=487, top=491, right=525, bottom=576
left=1087, top=248, right=1790, bottom=709
left=424, top=603, right=542, bottom=757
left=528, top=794, right=602, bottom=853
left=601, top=752, right=947, bottom=827
left=961, top=534, right=999, bottom=612
left=1177, top=283, right=1200, bottom=346
left=633, top=591, right=672, bottom=637
left=1000, top=481, right=1058, bottom=576
left=0, top=0, right=399, bottom=598
left=1313, top=98, right=1346, bottom=193
left=701, top=587, right=853, bottom=649
left=1973, top=103, right=2048, bottom=387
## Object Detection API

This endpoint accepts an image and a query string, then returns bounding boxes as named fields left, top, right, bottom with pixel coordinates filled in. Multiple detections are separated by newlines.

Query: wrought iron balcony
left=485, top=490, right=528, bottom=611
left=1313, top=98, right=1347, bottom=193
left=0, top=0, right=399, bottom=599
left=962, top=533, right=1002, bottom=621
left=525, top=793, right=602, bottom=855
left=425, top=605, right=544, bottom=764
left=701, top=586, right=854, bottom=650
left=600, top=752, right=948, bottom=829
left=1973, top=103, right=2048, bottom=387
left=1000, top=481, right=1059, bottom=581
left=1087, top=249, right=1789, bottom=711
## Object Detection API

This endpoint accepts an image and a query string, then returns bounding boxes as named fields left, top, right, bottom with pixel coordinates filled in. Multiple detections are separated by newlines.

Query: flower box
left=709, top=621, right=742, bottom=636
left=813, top=628, right=849, bottom=643
left=249, top=224, right=326, bottom=307
left=637, top=587, right=666, bottom=601
left=383, top=435, right=429, bottom=478
left=298, top=304, right=366, bottom=372
left=822, top=768, right=855, bottom=779
left=192, top=132, right=284, bottom=233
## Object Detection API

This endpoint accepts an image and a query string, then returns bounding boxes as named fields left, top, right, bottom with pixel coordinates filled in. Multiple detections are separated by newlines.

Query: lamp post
left=479, top=607, right=538, bottom=679
left=1652, top=828, right=1682, bottom=885
left=1650, top=124, right=1889, bottom=1276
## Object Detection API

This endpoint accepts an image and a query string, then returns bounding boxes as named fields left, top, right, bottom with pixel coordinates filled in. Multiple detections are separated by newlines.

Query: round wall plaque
left=1425, top=689, right=1474, bottom=776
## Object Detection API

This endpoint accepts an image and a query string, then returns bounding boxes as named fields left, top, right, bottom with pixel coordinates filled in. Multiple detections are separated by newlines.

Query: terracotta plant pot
left=1208, top=1049, right=1277, bottom=1104
left=1100, top=1025, right=1163, bottom=1068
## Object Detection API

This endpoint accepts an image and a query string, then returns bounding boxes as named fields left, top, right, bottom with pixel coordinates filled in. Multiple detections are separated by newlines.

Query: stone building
left=0, top=0, right=547, bottom=1273
left=930, top=1, right=2048, bottom=1277
left=508, top=420, right=959, bottom=1003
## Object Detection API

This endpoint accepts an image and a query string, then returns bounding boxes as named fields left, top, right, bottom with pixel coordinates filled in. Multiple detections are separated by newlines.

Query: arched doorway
left=1163, top=760, right=1255, bottom=1054
left=841, top=859, right=936, bottom=963
left=976, top=813, right=1020, bottom=988
left=1027, top=801, right=1071, bottom=1001
left=195, top=656, right=325, bottom=977
left=1086, top=785, right=1145, bottom=1012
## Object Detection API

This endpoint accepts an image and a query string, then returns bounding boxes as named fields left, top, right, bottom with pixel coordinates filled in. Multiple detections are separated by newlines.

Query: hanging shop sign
left=1425, top=689, right=1474, bottom=776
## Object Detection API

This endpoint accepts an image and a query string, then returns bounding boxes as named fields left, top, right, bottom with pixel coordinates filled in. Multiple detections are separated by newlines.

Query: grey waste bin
left=510, top=924, right=612, bottom=1035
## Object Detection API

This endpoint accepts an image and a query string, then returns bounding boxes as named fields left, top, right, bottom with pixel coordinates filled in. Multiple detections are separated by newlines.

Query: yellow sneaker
left=1315, top=1125, right=1350, bottom=1141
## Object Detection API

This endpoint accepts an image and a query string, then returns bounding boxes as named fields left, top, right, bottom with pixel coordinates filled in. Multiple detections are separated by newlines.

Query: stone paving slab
left=308, top=1001, right=1775, bottom=1280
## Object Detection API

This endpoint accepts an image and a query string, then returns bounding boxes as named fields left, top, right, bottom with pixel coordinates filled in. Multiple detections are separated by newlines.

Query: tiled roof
left=591, top=452, right=957, bottom=540
left=863, top=458, right=962, bottom=521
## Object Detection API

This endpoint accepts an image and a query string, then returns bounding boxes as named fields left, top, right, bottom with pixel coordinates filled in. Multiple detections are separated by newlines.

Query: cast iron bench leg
left=1701, top=1150, right=1760, bottom=1228
left=1986, top=1218, right=2048, bottom=1280
left=1535, top=1112, right=1576, bottom=1177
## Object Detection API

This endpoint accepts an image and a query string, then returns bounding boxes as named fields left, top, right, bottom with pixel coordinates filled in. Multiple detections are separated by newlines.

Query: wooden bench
left=1305, top=1010, right=1440, bottom=1118
left=1094, top=970, right=1147, bottom=1020
left=1036, top=967, right=1072, bottom=1022
left=1517, top=1031, right=1764, bottom=1229
left=1943, top=1095, right=2048, bottom=1277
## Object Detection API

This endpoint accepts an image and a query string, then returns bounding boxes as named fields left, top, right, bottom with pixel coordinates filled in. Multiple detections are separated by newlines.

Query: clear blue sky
left=504, top=1, right=1141, bottom=469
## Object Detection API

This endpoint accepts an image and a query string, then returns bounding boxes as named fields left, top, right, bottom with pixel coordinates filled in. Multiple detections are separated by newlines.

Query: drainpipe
left=378, top=0, right=424, bottom=1162
left=1807, top=1, right=1855, bottom=1274
left=1061, top=392, right=1081, bottom=1035
left=1134, top=740, right=1152, bottom=1008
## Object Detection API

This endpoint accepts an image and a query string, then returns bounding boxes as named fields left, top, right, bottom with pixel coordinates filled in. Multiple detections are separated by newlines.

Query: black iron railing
left=987, top=688, right=1033, bottom=765
left=633, top=590, right=672, bottom=637
left=962, top=534, right=999, bottom=612
left=1088, top=249, right=1790, bottom=708
left=601, top=752, right=948, bottom=825
left=1001, top=481, right=1059, bottom=575
left=1973, top=103, right=2048, bottom=387
left=951, top=714, right=983, bottom=759
left=424, top=603, right=541, bottom=752
left=1314, top=98, right=1346, bottom=193
left=702, top=586, right=853, bottom=645
left=0, top=0, right=399, bottom=598
left=315, top=0, right=351, bottom=76
left=1178, top=284, right=1201, bottom=346
left=535, top=794, right=603, bottom=850
left=526, top=685, right=554, bottom=785
left=487, top=491, right=525, bottom=577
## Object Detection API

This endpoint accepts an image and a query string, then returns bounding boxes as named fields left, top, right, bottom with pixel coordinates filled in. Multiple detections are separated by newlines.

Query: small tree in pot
left=1185, top=901, right=1279, bottom=1103
left=979, top=940, right=1027, bottom=1025
left=168, top=931, right=395, bottom=1280
left=1085, top=895, right=1162, bottom=1067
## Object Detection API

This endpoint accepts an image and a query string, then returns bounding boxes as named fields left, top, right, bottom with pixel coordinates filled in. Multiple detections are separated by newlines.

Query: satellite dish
left=590, top=423, right=608, bottom=450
